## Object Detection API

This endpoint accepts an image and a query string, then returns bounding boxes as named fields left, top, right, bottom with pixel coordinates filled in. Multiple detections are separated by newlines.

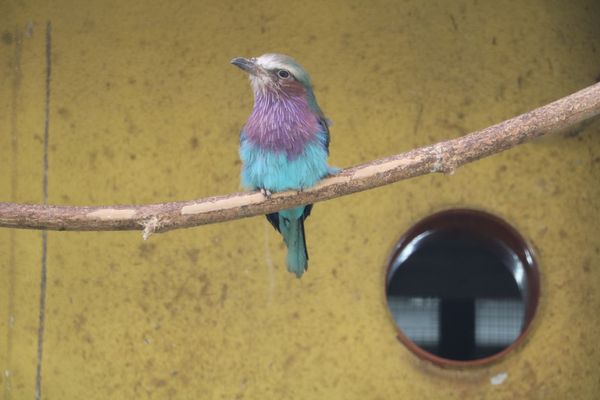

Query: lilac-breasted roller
left=231, top=53, right=336, bottom=278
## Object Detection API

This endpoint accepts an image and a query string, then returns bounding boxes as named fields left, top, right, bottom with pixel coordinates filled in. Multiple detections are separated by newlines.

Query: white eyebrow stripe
left=254, top=53, right=311, bottom=86
left=257, top=58, right=290, bottom=72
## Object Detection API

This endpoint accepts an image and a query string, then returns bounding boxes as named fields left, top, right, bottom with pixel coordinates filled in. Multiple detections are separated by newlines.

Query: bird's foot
left=327, top=166, right=341, bottom=176
left=260, top=188, right=273, bottom=199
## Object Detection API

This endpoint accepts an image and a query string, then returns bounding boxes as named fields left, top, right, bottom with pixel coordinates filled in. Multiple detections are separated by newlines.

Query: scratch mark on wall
left=4, top=25, right=23, bottom=400
left=34, top=20, right=52, bottom=400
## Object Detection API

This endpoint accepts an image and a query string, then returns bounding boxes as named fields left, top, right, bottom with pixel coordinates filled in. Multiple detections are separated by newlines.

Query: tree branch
left=1, top=83, right=599, bottom=237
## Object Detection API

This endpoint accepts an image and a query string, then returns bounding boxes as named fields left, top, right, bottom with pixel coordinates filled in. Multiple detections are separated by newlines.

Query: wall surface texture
left=1, top=0, right=599, bottom=398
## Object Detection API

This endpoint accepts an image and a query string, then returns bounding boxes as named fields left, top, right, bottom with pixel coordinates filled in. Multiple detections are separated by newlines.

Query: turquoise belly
left=239, top=138, right=331, bottom=192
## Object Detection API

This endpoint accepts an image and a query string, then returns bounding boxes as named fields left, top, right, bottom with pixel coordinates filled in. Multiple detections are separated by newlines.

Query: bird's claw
left=260, top=188, right=272, bottom=198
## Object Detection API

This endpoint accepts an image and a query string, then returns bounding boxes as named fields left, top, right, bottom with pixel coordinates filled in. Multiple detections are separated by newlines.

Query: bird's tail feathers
left=280, top=215, right=308, bottom=278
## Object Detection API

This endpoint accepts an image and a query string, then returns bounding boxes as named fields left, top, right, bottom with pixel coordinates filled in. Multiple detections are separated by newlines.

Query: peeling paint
left=490, top=372, right=508, bottom=385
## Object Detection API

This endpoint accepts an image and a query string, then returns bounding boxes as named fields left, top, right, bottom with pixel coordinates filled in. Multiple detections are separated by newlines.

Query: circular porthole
left=385, top=209, right=539, bottom=366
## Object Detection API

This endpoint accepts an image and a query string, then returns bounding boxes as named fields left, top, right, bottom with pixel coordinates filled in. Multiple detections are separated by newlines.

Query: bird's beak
left=231, top=57, right=258, bottom=75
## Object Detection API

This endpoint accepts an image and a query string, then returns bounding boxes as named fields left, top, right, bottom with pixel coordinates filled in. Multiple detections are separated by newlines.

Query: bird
left=231, top=53, right=336, bottom=278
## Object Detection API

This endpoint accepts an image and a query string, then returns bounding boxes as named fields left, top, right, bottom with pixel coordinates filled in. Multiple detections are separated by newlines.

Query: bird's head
left=231, top=53, right=314, bottom=97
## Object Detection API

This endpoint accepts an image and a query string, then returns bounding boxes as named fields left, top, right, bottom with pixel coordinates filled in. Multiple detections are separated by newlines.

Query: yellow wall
left=1, top=0, right=599, bottom=398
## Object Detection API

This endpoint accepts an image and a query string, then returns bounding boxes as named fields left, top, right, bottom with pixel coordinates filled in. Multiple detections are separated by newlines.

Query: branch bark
left=1, top=83, right=599, bottom=237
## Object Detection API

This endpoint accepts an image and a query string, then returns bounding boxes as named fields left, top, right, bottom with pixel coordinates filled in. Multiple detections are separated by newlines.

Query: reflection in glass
left=386, top=211, right=536, bottom=363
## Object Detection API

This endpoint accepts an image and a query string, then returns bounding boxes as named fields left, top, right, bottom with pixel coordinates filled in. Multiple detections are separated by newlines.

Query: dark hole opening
left=386, top=209, right=539, bottom=366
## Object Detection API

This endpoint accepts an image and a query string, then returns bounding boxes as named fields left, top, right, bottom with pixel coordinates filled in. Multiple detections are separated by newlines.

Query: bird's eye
left=277, top=69, right=291, bottom=79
